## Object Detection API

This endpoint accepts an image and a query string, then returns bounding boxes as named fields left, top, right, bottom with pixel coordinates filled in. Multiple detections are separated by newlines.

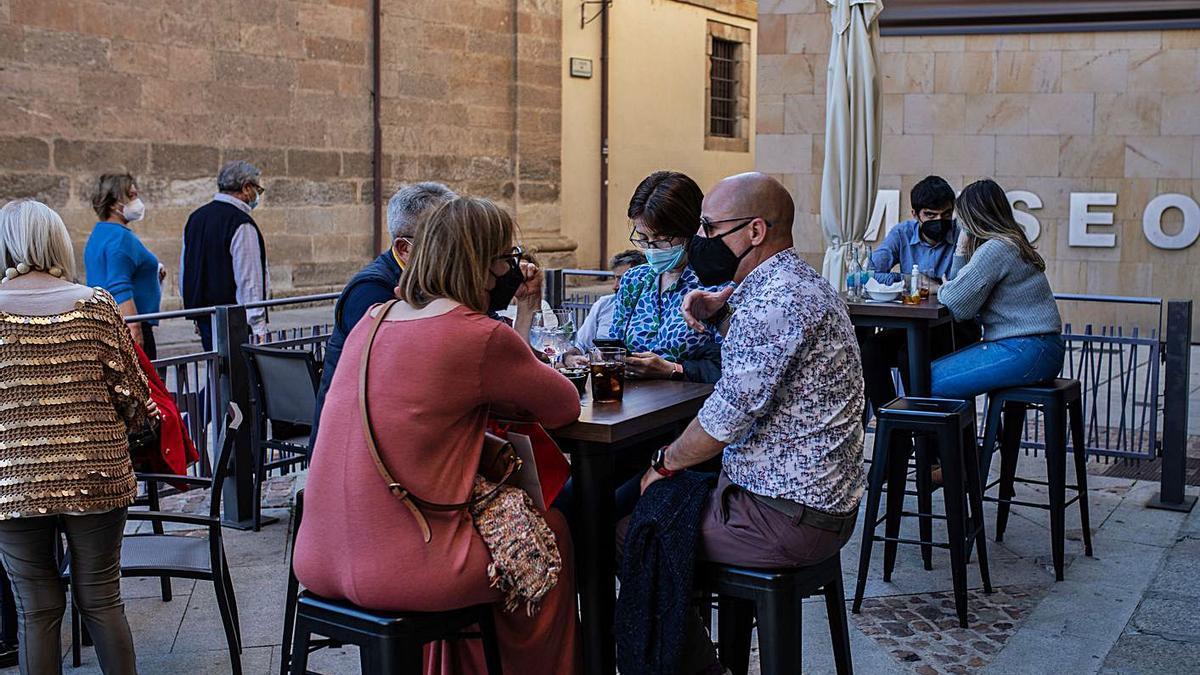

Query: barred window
left=709, top=38, right=738, bottom=139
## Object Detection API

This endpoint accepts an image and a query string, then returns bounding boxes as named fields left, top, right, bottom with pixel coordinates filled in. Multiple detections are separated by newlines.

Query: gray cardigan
left=939, top=239, right=1061, bottom=341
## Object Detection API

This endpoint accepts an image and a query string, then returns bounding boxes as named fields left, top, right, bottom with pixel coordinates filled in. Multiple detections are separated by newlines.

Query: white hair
left=386, top=182, right=457, bottom=240
left=0, top=200, right=77, bottom=280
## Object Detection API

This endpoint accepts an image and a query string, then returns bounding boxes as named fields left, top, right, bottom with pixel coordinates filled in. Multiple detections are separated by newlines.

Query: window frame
left=705, top=21, right=752, bottom=153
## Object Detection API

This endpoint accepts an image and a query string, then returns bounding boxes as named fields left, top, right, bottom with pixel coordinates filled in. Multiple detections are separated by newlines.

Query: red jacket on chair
left=131, top=343, right=200, bottom=477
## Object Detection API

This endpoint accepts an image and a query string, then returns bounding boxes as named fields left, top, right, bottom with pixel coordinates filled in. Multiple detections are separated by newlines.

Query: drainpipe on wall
left=598, top=1, right=610, bottom=268
left=370, top=0, right=383, bottom=254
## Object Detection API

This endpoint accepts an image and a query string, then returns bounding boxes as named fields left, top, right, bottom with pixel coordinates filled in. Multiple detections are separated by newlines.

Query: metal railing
left=119, top=272, right=1193, bottom=524
left=996, top=295, right=1166, bottom=462
left=548, top=268, right=1194, bottom=510
left=124, top=294, right=338, bottom=527
left=547, top=268, right=617, bottom=327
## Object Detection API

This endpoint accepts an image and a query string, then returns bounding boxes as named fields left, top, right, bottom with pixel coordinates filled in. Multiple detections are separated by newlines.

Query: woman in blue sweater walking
left=84, top=173, right=164, bottom=358
left=932, top=179, right=1064, bottom=400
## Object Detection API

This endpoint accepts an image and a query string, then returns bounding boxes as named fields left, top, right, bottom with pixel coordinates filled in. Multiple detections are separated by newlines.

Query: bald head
left=694, top=172, right=797, bottom=284
left=704, top=172, right=794, bottom=245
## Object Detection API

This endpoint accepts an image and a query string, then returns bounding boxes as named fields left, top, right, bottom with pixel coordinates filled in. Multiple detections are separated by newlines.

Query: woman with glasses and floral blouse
left=577, top=171, right=726, bottom=383
left=552, top=172, right=726, bottom=530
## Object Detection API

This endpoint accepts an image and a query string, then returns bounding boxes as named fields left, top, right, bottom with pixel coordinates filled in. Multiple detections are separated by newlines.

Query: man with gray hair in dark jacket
left=181, top=160, right=270, bottom=349
left=308, top=181, right=458, bottom=448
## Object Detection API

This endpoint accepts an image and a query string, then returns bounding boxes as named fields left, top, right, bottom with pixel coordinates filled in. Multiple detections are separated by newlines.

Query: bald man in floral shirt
left=637, top=172, right=865, bottom=674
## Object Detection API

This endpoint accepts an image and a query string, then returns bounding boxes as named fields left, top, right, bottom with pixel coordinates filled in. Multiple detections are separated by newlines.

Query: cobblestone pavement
left=852, top=586, right=1047, bottom=674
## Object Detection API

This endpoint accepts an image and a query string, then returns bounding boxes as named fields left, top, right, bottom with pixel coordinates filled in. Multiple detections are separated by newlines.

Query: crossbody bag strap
left=358, top=299, right=436, bottom=543
left=358, top=301, right=519, bottom=544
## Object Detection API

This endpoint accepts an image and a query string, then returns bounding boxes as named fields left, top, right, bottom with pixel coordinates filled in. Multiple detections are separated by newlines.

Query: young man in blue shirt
left=858, top=176, right=981, bottom=411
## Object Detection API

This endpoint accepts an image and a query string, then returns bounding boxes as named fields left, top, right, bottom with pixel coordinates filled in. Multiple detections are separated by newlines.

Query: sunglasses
left=493, top=246, right=525, bottom=269
left=699, top=216, right=769, bottom=238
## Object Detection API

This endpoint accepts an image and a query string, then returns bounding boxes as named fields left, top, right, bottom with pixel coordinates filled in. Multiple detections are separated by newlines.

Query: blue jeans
left=931, top=333, right=1065, bottom=400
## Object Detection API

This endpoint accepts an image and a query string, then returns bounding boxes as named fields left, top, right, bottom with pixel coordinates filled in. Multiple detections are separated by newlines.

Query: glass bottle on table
left=845, top=253, right=862, bottom=301
left=902, top=264, right=925, bottom=305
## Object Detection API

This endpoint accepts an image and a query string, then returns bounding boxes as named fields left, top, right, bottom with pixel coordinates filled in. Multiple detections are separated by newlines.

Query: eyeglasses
left=249, top=183, right=266, bottom=196
left=699, top=216, right=767, bottom=238
left=493, top=246, right=525, bottom=269
left=628, top=231, right=681, bottom=251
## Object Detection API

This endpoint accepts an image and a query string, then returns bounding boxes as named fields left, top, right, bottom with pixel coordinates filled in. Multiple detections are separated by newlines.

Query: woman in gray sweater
left=932, top=179, right=1064, bottom=399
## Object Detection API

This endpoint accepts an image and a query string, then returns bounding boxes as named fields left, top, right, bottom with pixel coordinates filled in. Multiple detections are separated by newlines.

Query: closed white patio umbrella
left=819, top=0, right=883, bottom=291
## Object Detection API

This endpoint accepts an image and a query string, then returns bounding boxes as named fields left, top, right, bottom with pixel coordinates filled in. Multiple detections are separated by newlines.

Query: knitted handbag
left=358, top=300, right=561, bottom=613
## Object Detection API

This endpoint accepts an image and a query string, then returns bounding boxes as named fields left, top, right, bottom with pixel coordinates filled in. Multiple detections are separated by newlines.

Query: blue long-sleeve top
left=869, top=219, right=959, bottom=284
left=84, top=221, right=161, bottom=325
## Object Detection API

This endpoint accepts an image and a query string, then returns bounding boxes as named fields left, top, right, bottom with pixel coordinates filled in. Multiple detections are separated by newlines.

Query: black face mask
left=687, top=221, right=755, bottom=286
left=487, top=263, right=524, bottom=313
left=919, top=218, right=952, bottom=243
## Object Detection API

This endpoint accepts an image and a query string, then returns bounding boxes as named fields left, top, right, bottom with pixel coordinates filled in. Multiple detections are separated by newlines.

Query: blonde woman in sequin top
left=0, top=199, right=154, bottom=675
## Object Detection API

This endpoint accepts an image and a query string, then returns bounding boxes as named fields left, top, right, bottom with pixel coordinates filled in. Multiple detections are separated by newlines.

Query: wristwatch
left=651, top=446, right=679, bottom=478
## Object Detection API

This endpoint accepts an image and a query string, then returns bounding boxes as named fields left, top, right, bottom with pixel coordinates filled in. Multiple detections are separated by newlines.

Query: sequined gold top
left=0, top=288, right=149, bottom=519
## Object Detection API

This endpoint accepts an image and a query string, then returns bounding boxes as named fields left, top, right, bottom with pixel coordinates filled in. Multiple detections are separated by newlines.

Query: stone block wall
left=758, top=1, right=1200, bottom=331
left=0, top=0, right=568, bottom=306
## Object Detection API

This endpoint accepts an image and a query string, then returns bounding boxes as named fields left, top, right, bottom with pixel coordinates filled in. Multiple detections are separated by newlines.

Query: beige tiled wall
left=758, top=2, right=1200, bottom=332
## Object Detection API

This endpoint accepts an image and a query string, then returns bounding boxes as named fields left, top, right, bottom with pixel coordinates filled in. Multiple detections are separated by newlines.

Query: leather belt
left=750, top=493, right=857, bottom=537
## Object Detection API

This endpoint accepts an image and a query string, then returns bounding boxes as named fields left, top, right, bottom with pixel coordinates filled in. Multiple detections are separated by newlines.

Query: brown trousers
left=618, top=472, right=857, bottom=675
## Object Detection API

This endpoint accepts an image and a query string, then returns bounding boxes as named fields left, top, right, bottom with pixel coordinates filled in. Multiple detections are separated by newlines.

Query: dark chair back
left=207, top=402, right=243, bottom=519
left=242, top=344, right=320, bottom=426
left=135, top=402, right=242, bottom=522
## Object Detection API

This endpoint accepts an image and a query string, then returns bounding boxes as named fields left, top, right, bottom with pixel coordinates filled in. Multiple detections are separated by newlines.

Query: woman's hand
left=681, top=287, right=734, bottom=332
left=954, top=229, right=971, bottom=257
left=626, top=351, right=676, bottom=379
left=514, top=261, right=542, bottom=308
left=562, top=350, right=589, bottom=369
left=146, top=398, right=162, bottom=421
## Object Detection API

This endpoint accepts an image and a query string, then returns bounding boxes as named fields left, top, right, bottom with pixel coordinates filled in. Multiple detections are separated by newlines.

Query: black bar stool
left=289, top=594, right=502, bottom=674
left=283, top=489, right=502, bottom=674
left=697, top=554, right=853, bottom=675
left=853, top=397, right=992, bottom=628
left=979, top=378, right=1094, bottom=581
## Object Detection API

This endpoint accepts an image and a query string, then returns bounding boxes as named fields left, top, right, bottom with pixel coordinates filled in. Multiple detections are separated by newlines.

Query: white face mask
left=122, top=198, right=146, bottom=223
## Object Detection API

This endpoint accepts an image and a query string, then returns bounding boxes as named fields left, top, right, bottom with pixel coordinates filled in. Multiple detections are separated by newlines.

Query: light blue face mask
left=644, top=244, right=685, bottom=275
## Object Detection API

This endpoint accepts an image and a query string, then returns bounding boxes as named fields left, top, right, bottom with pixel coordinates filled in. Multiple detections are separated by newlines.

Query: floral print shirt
left=698, top=248, right=866, bottom=514
left=605, top=263, right=723, bottom=362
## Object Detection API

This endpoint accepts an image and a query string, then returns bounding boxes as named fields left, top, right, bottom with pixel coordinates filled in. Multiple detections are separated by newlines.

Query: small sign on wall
left=569, top=57, right=593, bottom=79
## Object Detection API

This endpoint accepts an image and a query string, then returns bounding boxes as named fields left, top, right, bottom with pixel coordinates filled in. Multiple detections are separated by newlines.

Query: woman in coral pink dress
left=294, top=197, right=581, bottom=674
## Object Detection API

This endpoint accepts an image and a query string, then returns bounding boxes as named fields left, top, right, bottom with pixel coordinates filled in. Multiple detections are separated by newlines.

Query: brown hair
left=398, top=197, right=516, bottom=313
left=91, top=173, right=136, bottom=220
left=956, top=179, right=1045, bottom=271
left=627, top=171, right=703, bottom=240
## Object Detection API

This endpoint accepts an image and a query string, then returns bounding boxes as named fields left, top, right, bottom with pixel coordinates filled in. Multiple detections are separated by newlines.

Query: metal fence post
left=545, top=268, right=566, bottom=309
left=214, top=305, right=259, bottom=528
left=1148, top=299, right=1196, bottom=512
